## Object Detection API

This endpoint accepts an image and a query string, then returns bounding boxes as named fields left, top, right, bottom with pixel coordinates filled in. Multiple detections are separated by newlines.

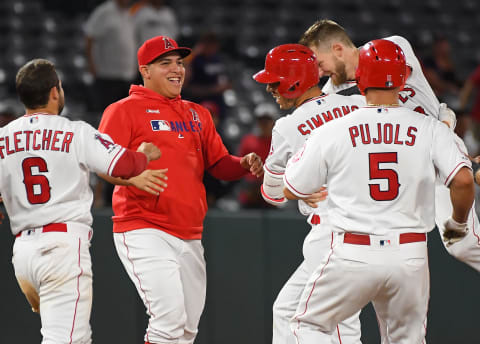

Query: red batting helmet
left=355, top=39, right=406, bottom=95
left=253, top=44, right=319, bottom=99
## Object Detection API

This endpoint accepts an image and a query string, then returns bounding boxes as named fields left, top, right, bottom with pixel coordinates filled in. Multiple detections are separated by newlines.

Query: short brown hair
left=16, top=59, right=60, bottom=109
left=299, top=19, right=355, bottom=51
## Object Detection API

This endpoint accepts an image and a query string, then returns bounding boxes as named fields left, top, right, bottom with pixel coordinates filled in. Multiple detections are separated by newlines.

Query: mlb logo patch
left=380, top=239, right=391, bottom=246
left=151, top=120, right=171, bottom=131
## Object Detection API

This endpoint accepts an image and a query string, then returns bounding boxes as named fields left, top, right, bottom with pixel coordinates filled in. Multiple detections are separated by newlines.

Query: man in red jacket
left=98, top=35, right=263, bottom=344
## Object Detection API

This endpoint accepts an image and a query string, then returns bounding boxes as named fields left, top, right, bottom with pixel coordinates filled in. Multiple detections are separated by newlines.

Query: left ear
left=331, top=43, right=344, bottom=59
left=49, top=86, right=59, bottom=102
left=139, top=65, right=150, bottom=80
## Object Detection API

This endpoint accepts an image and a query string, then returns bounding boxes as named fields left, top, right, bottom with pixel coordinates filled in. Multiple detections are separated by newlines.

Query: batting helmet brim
left=253, top=70, right=280, bottom=84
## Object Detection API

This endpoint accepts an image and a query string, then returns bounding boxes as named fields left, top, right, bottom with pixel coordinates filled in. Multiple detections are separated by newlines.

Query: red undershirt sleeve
left=207, top=155, right=248, bottom=181
left=111, top=150, right=148, bottom=179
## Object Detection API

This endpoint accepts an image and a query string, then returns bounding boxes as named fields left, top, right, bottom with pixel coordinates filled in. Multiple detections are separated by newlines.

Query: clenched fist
left=137, top=142, right=161, bottom=162
left=240, top=152, right=264, bottom=178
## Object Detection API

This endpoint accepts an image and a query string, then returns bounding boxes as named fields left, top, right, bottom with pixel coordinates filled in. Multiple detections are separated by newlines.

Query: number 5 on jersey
left=368, top=152, right=400, bottom=201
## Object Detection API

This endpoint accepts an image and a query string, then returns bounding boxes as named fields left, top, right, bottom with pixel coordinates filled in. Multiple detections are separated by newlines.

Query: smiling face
left=140, top=51, right=185, bottom=98
left=309, top=45, right=348, bottom=86
left=266, top=82, right=296, bottom=110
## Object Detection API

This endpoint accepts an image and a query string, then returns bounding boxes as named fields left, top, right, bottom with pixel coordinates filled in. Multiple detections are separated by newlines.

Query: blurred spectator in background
left=422, top=35, right=462, bottom=105
left=202, top=100, right=234, bottom=207
left=84, top=0, right=137, bottom=121
left=131, top=0, right=179, bottom=46
left=236, top=103, right=277, bottom=208
left=0, top=104, right=19, bottom=127
left=183, top=32, right=231, bottom=124
left=459, top=64, right=480, bottom=152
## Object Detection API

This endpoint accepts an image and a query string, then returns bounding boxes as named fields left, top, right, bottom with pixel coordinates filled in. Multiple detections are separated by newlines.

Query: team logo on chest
left=190, top=108, right=200, bottom=122
left=150, top=120, right=171, bottom=131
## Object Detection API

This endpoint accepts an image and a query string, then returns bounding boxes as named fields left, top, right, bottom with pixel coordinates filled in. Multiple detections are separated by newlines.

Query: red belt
left=343, top=232, right=426, bottom=245
left=16, top=223, right=67, bottom=238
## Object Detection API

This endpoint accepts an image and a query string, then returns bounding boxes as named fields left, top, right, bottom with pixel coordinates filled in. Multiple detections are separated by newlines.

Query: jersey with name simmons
left=265, top=93, right=365, bottom=215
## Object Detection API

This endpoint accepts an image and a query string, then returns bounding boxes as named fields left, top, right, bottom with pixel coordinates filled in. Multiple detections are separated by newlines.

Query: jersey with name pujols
left=264, top=93, right=365, bottom=215
left=0, top=113, right=126, bottom=235
left=322, top=36, right=440, bottom=119
left=284, top=106, right=471, bottom=235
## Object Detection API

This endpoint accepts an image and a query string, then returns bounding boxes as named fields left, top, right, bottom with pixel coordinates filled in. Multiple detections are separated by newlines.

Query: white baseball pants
left=12, top=223, right=93, bottom=344
left=292, top=232, right=429, bottom=344
left=114, top=228, right=206, bottom=344
left=273, top=224, right=362, bottom=344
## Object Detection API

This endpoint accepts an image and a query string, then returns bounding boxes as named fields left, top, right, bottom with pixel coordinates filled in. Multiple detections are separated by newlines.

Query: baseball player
left=299, top=20, right=480, bottom=269
left=97, top=36, right=263, bottom=344
left=283, top=39, right=474, bottom=344
left=1, top=59, right=161, bottom=343
left=254, top=44, right=365, bottom=344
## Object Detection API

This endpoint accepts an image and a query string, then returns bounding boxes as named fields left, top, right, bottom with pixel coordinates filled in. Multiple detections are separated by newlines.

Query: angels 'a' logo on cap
left=164, top=37, right=174, bottom=50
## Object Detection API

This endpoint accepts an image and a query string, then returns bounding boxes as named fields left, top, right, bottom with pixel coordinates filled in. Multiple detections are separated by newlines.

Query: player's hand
left=438, top=103, right=457, bottom=130
left=128, top=169, right=168, bottom=195
left=240, top=153, right=264, bottom=178
left=137, top=142, right=161, bottom=162
left=302, top=186, right=328, bottom=208
left=443, top=216, right=469, bottom=247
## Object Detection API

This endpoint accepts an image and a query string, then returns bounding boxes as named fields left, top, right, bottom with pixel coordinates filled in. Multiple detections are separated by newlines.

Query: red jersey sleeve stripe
left=264, top=164, right=284, bottom=176
left=284, top=175, right=311, bottom=196
left=444, top=162, right=471, bottom=186
left=107, top=147, right=126, bottom=176
left=261, top=184, right=285, bottom=203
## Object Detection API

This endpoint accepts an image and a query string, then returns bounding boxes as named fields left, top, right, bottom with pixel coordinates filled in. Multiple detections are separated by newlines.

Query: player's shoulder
left=324, top=93, right=365, bottom=106
left=384, top=35, right=410, bottom=47
left=182, top=100, right=212, bottom=119
left=103, top=95, right=136, bottom=117
left=272, top=112, right=291, bottom=133
left=322, top=79, right=359, bottom=95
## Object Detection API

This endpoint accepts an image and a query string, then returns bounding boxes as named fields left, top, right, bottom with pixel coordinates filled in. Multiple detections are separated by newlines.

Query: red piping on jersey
left=112, top=149, right=148, bottom=179
left=444, top=162, right=470, bottom=186
left=284, top=176, right=311, bottom=196
left=107, top=148, right=124, bottom=176
left=260, top=184, right=285, bottom=203
left=264, top=164, right=284, bottom=176
left=293, top=232, right=335, bottom=342
left=470, top=207, right=480, bottom=246
left=422, top=254, right=431, bottom=344
left=23, top=112, right=54, bottom=117
left=69, top=239, right=83, bottom=344
left=122, top=233, right=155, bottom=342
left=336, top=325, right=342, bottom=344
left=301, top=94, right=328, bottom=105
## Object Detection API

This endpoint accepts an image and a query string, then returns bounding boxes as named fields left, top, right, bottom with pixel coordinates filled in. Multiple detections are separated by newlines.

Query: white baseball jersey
left=323, top=36, right=440, bottom=119
left=0, top=113, right=126, bottom=234
left=262, top=94, right=365, bottom=215
left=284, top=106, right=471, bottom=235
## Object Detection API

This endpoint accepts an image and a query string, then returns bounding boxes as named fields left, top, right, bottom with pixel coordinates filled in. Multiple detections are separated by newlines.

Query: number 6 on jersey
left=22, top=157, right=51, bottom=204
